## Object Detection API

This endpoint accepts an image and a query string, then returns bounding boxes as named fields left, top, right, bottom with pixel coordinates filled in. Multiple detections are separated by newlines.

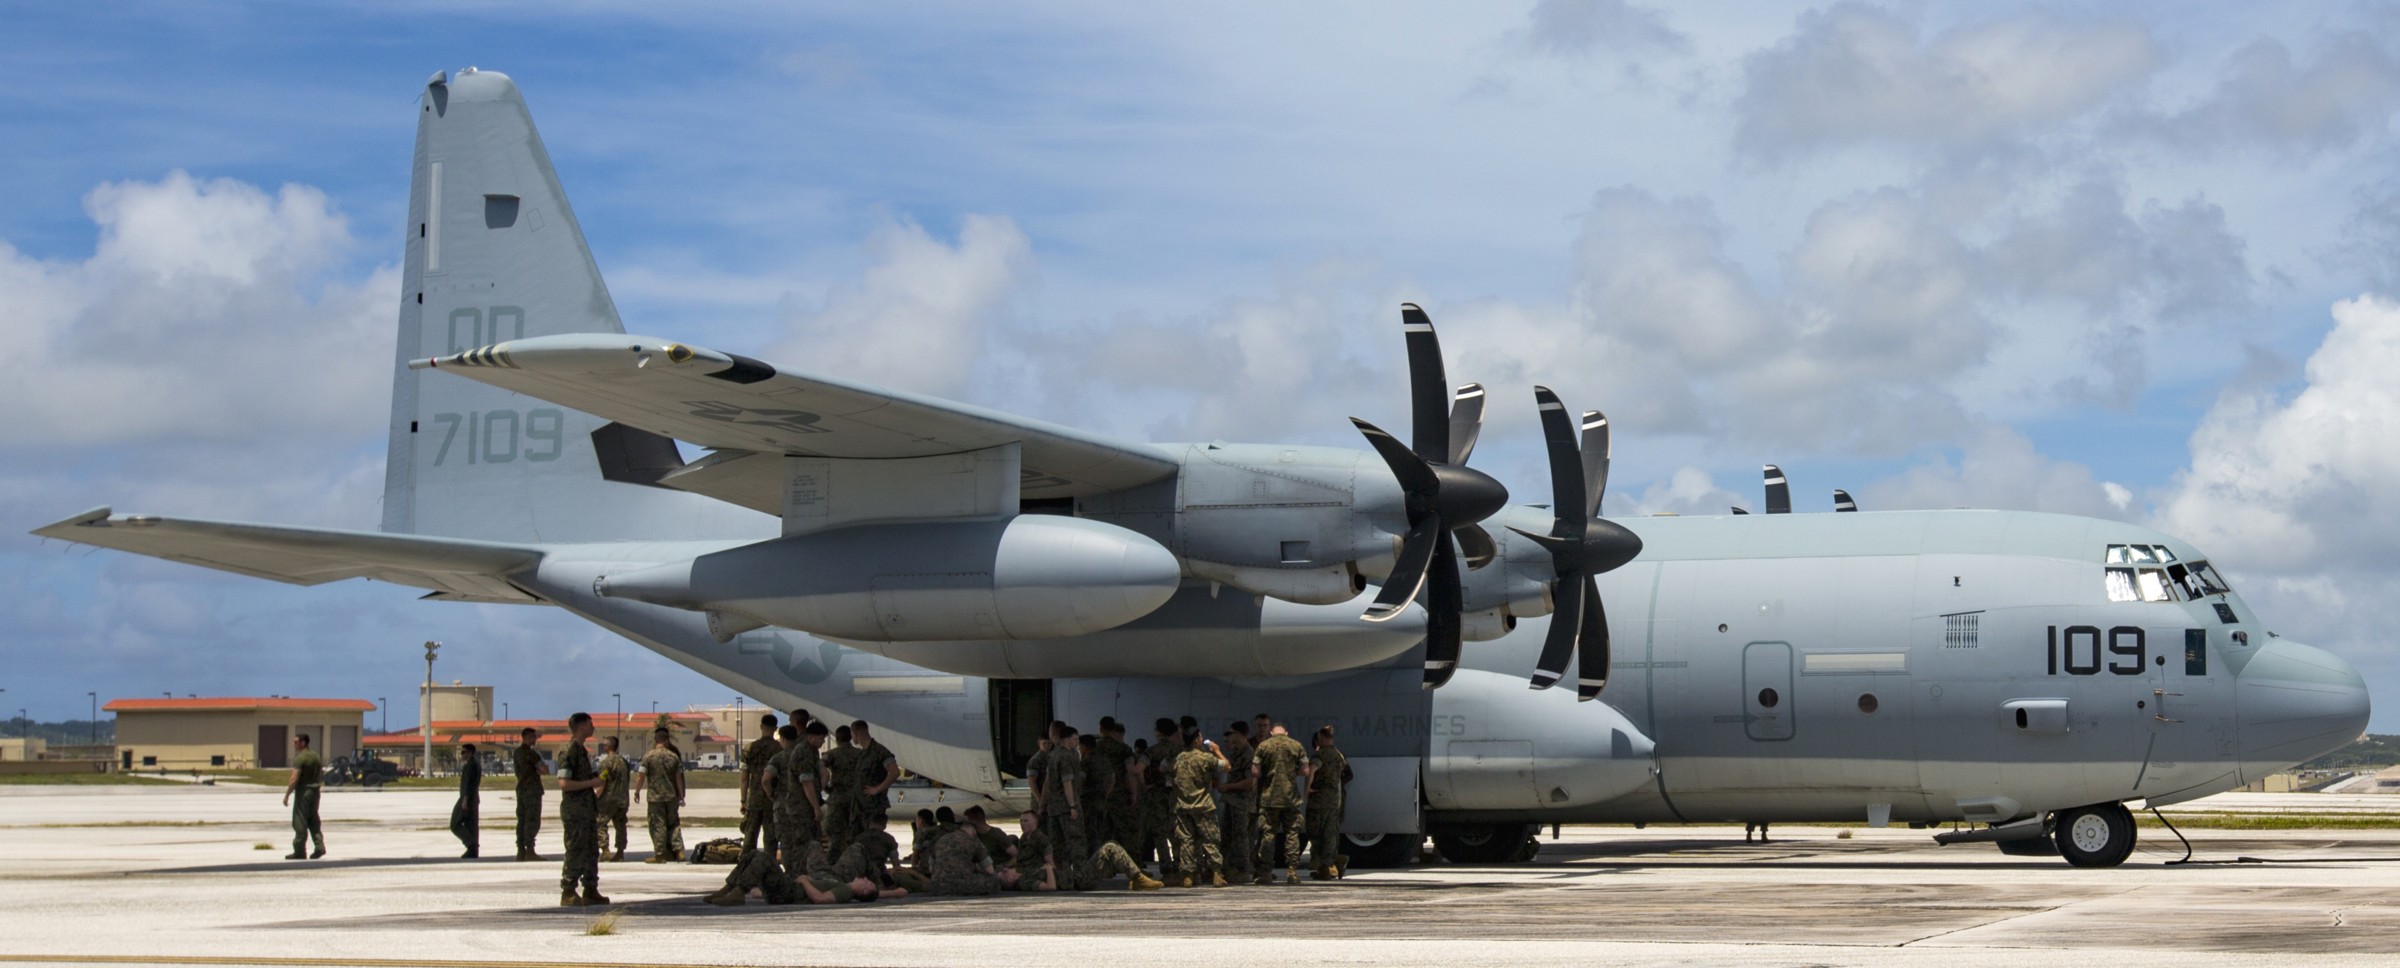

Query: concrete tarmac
left=1, top=784, right=2395, bottom=967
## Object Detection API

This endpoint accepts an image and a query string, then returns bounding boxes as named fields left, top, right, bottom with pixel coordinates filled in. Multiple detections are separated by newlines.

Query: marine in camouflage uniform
left=1307, top=728, right=1350, bottom=879
left=450, top=743, right=481, bottom=858
left=511, top=729, right=547, bottom=861
left=1217, top=725, right=1259, bottom=883
left=1140, top=721, right=1182, bottom=872
left=738, top=714, right=781, bottom=853
left=771, top=722, right=826, bottom=878
left=1091, top=719, right=1138, bottom=851
left=1252, top=725, right=1309, bottom=883
left=854, top=722, right=900, bottom=821
left=1038, top=723, right=1093, bottom=890
left=282, top=734, right=324, bottom=859
left=925, top=822, right=1002, bottom=896
left=821, top=726, right=866, bottom=858
left=637, top=730, right=684, bottom=861
left=708, top=846, right=880, bottom=906
left=594, top=737, right=631, bottom=862
left=1170, top=738, right=1228, bottom=886
left=555, top=713, right=606, bottom=905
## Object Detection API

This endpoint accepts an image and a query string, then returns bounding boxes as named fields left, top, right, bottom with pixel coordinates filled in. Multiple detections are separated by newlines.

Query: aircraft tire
left=2052, top=803, right=2136, bottom=868
left=1342, top=831, right=1422, bottom=869
left=1431, top=823, right=1535, bottom=864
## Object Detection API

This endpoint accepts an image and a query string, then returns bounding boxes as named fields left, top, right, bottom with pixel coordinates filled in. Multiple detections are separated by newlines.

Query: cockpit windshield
left=2103, top=544, right=2231, bottom=603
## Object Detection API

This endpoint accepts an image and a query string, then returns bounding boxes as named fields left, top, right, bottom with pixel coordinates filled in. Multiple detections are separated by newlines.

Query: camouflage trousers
left=739, top=799, right=775, bottom=852
left=823, top=792, right=860, bottom=859
left=1099, top=790, right=1136, bottom=853
left=1307, top=804, right=1345, bottom=871
left=560, top=799, right=599, bottom=895
left=596, top=800, right=628, bottom=856
left=1257, top=803, right=1304, bottom=874
left=1140, top=791, right=1175, bottom=869
left=1090, top=841, right=1145, bottom=882
left=1221, top=797, right=1257, bottom=881
left=645, top=799, right=681, bottom=858
left=774, top=806, right=819, bottom=879
left=290, top=787, right=323, bottom=855
left=725, top=847, right=800, bottom=904
left=515, top=790, right=543, bottom=851
left=1042, top=800, right=1092, bottom=891
left=1171, top=806, right=1224, bottom=881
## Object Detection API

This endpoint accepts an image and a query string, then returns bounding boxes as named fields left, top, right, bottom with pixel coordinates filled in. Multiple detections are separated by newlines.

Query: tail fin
left=381, top=69, right=759, bottom=543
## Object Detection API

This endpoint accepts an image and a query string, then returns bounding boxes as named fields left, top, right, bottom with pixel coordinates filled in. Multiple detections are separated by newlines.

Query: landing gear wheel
left=1342, top=832, right=1420, bottom=869
left=1431, top=823, right=1536, bottom=864
left=2052, top=803, right=2136, bottom=868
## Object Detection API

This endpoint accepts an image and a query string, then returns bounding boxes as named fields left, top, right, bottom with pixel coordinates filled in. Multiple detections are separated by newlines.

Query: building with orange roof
left=105, top=697, right=376, bottom=771
left=364, top=710, right=735, bottom=774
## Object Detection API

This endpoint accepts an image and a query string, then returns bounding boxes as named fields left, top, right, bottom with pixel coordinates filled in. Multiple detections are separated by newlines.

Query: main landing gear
left=2052, top=802, right=2138, bottom=868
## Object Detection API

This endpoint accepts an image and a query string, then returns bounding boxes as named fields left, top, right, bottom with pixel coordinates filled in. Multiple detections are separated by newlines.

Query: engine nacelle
left=595, top=516, right=1180, bottom=641
left=1426, top=668, right=1657, bottom=811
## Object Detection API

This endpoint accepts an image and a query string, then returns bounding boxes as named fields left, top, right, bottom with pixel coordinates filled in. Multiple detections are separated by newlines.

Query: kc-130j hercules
left=35, top=69, right=2371, bottom=868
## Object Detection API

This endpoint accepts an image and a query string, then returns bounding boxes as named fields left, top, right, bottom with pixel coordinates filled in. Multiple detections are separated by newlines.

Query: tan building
left=424, top=681, right=494, bottom=724
left=106, top=697, right=373, bottom=770
left=364, top=711, right=733, bottom=774
left=0, top=738, right=45, bottom=762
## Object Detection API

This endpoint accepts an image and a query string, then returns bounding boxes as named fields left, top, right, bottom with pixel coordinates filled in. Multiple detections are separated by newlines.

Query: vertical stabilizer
left=381, top=69, right=762, bottom=543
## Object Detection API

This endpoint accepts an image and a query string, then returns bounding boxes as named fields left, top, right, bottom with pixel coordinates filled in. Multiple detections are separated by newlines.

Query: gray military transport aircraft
left=35, top=69, right=2372, bottom=868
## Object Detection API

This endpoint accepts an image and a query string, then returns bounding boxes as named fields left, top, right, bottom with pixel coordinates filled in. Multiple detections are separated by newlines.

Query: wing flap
left=32, top=507, right=546, bottom=602
left=411, top=335, right=1180, bottom=499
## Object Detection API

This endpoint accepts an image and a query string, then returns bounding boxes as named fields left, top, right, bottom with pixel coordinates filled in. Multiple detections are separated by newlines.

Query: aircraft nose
left=2237, top=638, right=2372, bottom=782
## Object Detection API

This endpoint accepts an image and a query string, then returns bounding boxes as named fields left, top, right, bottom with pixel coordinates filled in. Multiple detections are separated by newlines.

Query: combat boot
left=560, top=891, right=584, bottom=907
left=1284, top=867, right=1301, bottom=884
left=1170, top=874, right=1194, bottom=888
left=1129, top=873, right=1165, bottom=891
left=1209, top=873, right=1227, bottom=888
left=643, top=854, right=669, bottom=864
left=582, top=890, right=610, bottom=905
left=706, top=889, right=745, bottom=906
left=1310, top=866, right=1335, bottom=881
left=1252, top=871, right=1273, bottom=886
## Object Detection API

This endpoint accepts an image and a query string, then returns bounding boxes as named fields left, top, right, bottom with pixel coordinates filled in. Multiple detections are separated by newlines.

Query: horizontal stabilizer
left=31, top=507, right=546, bottom=603
left=412, top=334, right=1179, bottom=500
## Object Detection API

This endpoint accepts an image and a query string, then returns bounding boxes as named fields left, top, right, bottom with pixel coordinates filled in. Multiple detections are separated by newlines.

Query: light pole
left=421, top=641, right=440, bottom=776
left=733, top=696, right=744, bottom=764
left=377, top=698, right=387, bottom=734
left=612, top=693, right=622, bottom=750
left=87, top=692, right=96, bottom=745
left=503, top=702, right=510, bottom=721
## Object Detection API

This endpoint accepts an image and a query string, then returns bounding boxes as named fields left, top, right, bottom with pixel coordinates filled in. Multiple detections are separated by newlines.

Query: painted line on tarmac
left=0, top=957, right=841, bottom=968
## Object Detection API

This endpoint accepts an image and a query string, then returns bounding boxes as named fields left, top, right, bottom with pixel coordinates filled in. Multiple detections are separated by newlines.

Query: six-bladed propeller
left=1511, top=388, right=1644, bottom=701
left=1350, top=304, right=1509, bottom=690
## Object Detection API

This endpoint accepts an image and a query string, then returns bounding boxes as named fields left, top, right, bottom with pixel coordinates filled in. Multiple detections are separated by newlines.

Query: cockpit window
left=2104, top=545, right=2230, bottom=602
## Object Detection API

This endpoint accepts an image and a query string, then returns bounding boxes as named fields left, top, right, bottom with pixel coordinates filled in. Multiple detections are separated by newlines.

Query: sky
left=6, top=1, right=2400, bottom=731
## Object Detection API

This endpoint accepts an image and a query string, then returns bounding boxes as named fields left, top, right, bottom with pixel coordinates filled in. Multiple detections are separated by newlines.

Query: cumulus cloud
left=767, top=213, right=1034, bottom=398
left=0, top=171, right=396, bottom=447
left=1519, top=0, right=1690, bottom=58
left=1733, top=3, right=2155, bottom=158
left=2155, top=295, right=2400, bottom=572
left=1620, top=465, right=1747, bottom=516
left=1861, top=425, right=2132, bottom=518
left=2143, top=33, right=2400, bottom=153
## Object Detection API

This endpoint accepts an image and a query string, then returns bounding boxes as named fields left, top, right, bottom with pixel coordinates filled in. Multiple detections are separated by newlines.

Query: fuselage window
left=2136, top=568, right=2176, bottom=603
left=2104, top=545, right=2231, bottom=602
left=1757, top=687, right=1780, bottom=709
left=2187, top=560, right=2232, bottom=595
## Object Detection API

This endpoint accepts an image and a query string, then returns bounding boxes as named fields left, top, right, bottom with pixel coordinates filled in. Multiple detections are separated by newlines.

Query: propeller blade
left=1364, top=512, right=1441, bottom=622
left=1423, top=530, right=1463, bottom=689
left=1581, top=410, right=1610, bottom=518
left=1350, top=418, right=1439, bottom=494
left=1764, top=464, right=1790, bottom=514
left=1455, top=523, right=1496, bottom=570
left=1576, top=577, right=1609, bottom=701
left=1529, top=566, right=1581, bottom=690
left=1834, top=488, right=1857, bottom=512
left=1401, top=304, right=1450, bottom=462
left=1532, top=386, right=1586, bottom=530
left=1731, top=506, right=1750, bottom=515
left=1448, top=383, right=1485, bottom=465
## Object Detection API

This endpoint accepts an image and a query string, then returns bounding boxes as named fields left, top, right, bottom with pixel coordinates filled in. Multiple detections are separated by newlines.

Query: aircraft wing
left=31, top=507, right=547, bottom=604
left=411, top=335, right=1180, bottom=500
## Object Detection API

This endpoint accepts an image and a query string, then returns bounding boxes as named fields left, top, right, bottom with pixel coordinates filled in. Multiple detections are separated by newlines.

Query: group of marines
left=707, top=710, right=1353, bottom=906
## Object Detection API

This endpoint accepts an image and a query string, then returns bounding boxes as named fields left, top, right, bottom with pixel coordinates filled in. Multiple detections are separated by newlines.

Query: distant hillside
left=2298, top=734, right=2400, bottom=771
